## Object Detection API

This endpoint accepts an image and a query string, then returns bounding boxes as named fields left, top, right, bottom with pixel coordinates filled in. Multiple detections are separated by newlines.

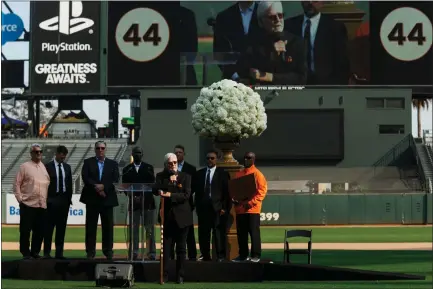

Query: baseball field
left=1, top=224, right=432, bottom=288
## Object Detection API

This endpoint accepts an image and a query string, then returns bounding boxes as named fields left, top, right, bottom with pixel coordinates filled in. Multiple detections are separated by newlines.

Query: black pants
left=236, top=213, right=261, bottom=259
left=19, top=203, right=46, bottom=257
left=170, top=224, right=196, bottom=260
left=163, top=220, right=188, bottom=279
left=197, top=204, right=227, bottom=259
left=85, top=205, right=114, bottom=257
left=44, top=200, right=69, bottom=257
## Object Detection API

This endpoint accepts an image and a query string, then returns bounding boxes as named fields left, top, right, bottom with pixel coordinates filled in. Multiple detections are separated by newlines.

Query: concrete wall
left=138, top=88, right=412, bottom=169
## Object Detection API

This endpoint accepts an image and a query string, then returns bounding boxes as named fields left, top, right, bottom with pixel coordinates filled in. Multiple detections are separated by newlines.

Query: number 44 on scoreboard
left=115, top=8, right=170, bottom=62
left=123, top=23, right=161, bottom=46
left=380, top=7, right=432, bottom=62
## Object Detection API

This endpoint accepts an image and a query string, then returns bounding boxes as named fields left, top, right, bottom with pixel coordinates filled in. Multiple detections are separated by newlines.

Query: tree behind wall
left=412, top=98, right=431, bottom=138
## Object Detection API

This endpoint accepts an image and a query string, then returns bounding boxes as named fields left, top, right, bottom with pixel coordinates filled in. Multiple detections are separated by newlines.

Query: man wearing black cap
left=122, top=147, right=156, bottom=260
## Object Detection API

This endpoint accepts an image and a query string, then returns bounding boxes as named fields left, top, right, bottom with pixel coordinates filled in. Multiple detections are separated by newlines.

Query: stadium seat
left=283, top=229, right=312, bottom=265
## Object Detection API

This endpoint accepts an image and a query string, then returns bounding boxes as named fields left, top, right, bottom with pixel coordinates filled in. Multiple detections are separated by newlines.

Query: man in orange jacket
left=232, top=151, right=267, bottom=263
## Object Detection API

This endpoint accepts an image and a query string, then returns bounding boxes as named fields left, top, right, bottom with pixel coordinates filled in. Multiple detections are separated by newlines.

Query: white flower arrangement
left=191, top=79, right=267, bottom=139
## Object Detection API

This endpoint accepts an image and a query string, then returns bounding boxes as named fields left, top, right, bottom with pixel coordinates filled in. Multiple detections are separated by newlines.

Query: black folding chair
left=283, top=229, right=312, bottom=264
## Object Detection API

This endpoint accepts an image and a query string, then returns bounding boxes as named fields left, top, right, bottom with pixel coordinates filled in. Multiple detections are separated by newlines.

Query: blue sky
left=2, top=2, right=432, bottom=136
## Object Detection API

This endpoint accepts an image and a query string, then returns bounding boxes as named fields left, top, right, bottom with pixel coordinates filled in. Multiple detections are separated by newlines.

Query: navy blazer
left=80, top=157, right=120, bottom=207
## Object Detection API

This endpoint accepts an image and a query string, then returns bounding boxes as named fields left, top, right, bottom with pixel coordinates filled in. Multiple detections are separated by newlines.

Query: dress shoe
left=43, top=254, right=52, bottom=259
left=188, top=257, right=197, bottom=261
left=198, top=255, right=211, bottom=261
left=148, top=255, right=156, bottom=261
left=231, top=256, right=250, bottom=262
left=22, top=255, right=31, bottom=260
left=106, top=255, right=113, bottom=260
left=87, top=254, right=95, bottom=260
left=31, top=254, right=41, bottom=259
left=176, top=277, right=184, bottom=284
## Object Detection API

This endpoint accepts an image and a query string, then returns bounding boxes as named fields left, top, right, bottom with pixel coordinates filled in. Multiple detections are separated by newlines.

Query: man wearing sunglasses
left=232, top=152, right=267, bottom=263
left=80, top=141, right=120, bottom=260
left=235, top=1, right=307, bottom=85
left=14, top=143, right=50, bottom=259
left=194, top=150, right=230, bottom=262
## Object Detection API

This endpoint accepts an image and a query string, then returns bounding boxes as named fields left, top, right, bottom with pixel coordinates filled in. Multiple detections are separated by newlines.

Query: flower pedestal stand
left=212, top=136, right=243, bottom=261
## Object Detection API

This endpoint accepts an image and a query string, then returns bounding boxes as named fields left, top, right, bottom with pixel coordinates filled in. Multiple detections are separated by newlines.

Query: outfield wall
left=2, top=193, right=431, bottom=225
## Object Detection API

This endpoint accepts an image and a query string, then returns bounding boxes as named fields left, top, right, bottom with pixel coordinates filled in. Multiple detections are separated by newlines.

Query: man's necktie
left=205, top=169, right=211, bottom=198
left=304, top=19, right=312, bottom=72
left=58, top=164, right=64, bottom=194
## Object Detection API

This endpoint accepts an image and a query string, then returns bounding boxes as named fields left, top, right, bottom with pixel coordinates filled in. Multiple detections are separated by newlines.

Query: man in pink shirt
left=14, top=143, right=50, bottom=259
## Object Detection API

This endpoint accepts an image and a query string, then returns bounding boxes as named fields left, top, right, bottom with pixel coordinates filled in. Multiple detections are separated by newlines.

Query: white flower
left=191, top=79, right=267, bottom=138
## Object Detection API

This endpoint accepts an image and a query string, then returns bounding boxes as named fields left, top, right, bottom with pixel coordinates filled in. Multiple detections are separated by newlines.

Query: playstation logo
left=39, top=1, right=94, bottom=35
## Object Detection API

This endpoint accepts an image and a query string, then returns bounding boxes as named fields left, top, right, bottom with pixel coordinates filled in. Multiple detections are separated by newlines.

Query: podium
left=114, top=183, right=155, bottom=262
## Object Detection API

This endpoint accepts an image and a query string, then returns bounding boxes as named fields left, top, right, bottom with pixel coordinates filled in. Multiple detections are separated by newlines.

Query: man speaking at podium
left=122, top=147, right=156, bottom=260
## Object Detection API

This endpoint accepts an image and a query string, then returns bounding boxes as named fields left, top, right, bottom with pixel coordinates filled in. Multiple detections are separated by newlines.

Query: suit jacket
left=178, top=161, right=196, bottom=210
left=194, top=167, right=231, bottom=215
left=45, top=160, right=73, bottom=206
left=80, top=157, right=120, bottom=207
left=122, top=162, right=155, bottom=210
left=284, top=14, right=350, bottom=85
left=154, top=170, right=193, bottom=229
left=236, top=31, right=307, bottom=85
left=179, top=6, right=198, bottom=85
left=213, top=2, right=262, bottom=79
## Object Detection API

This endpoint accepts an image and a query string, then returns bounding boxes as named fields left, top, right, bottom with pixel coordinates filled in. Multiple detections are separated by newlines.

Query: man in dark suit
left=284, top=1, right=350, bottom=85
left=80, top=141, right=119, bottom=260
left=172, top=144, right=197, bottom=260
left=122, top=146, right=156, bottom=260
left=43, top=145, right=72, bottom=259
left=213, top=1, right=261, bottom=80
left=179, top=6, right=198, bottom=85
left=195, top=150, right=230, bottom=261
left=155, top=153, right=193, bottom=284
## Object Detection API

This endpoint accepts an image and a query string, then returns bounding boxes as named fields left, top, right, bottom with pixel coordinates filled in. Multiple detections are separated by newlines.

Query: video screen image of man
left=285, top=1, right=351, bottom=85
left=234, top=1, right=307, bottom=85
left=213, top=1, right=261, bottom=81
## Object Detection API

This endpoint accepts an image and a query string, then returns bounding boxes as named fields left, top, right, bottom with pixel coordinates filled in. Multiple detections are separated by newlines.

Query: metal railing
left=1, top=146, right=28, bottom=180
left=372, top=134, right=412, bottom=173
left=65, top=144, right=77, bottom=163
left=72, top=145, right=91, bottom=176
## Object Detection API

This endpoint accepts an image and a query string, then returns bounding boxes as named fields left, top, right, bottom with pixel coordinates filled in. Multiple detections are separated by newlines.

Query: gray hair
left=257, top=1, right=283, bottom=27
left=30, top=143, right=42, bottom=153
left=164, top=153, right=177, bottom=166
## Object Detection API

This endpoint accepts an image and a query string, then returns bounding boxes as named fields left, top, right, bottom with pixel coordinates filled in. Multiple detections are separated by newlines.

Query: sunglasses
left=32, top=150, right=43, bottom=154
left=168, top=161, right=177, bottom=165
left=206, top=157, right=216, bottom=160
left=267, top=13, right=284, bottom=21
left=96, top=147, right=106, bottom=151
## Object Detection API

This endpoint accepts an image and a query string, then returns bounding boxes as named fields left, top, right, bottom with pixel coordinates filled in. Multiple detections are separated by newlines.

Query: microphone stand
left=159, top=195, right=165, bottom=284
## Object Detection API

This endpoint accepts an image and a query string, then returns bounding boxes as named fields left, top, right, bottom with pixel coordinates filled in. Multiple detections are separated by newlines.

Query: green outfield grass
left=193, top=41, right=221, bottom=85
left=2, top=225, right=432, bottom=243
left=2, top=250, right=432, bottom=288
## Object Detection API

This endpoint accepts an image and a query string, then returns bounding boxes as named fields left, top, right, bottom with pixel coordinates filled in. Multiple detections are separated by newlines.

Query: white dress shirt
left=134, top=162, right=141, bottom=173
left=302, top=12, right=321, bottom=72
left=232, top=2, right=256, bottom=81
left=178, top=161, right=184, bottom=172
left=205, top=166, right=217, bottom=197
left=53, top=159, right=66, bottom=193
